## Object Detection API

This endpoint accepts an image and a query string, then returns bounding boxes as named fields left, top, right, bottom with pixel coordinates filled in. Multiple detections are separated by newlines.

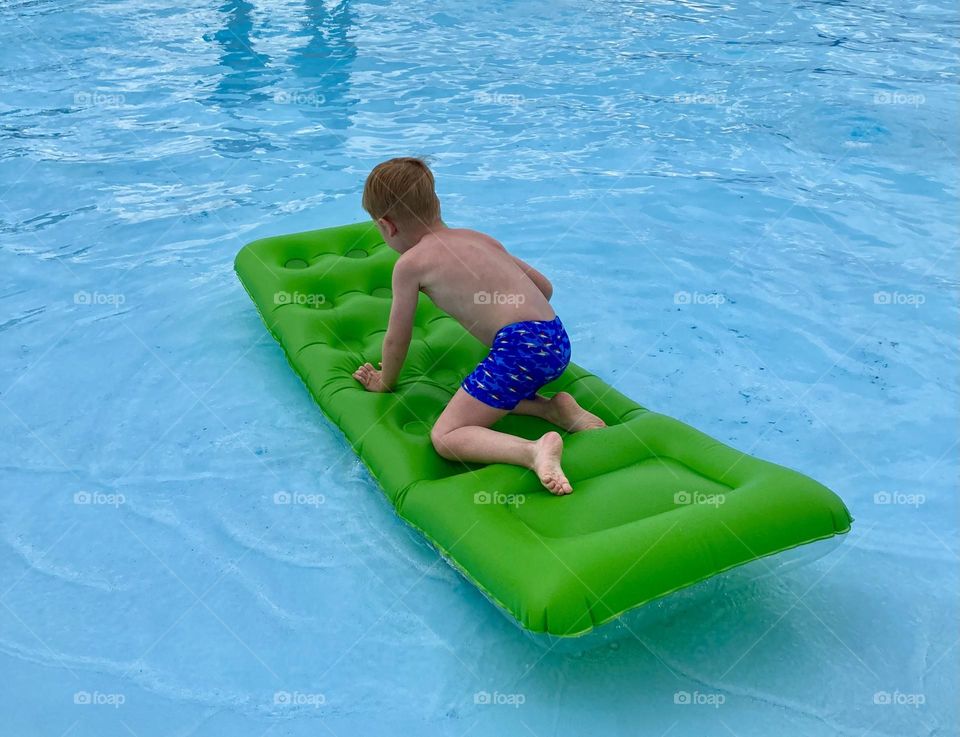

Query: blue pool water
left=1, top=0, right=957, bottom=735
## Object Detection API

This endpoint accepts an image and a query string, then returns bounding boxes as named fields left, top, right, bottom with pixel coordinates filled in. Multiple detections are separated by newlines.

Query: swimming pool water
left=1, top=0, right=957, bottom=735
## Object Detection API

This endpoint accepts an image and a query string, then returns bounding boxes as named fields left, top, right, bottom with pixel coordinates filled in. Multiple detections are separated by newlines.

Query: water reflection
left=290, top=0, right=358, bottom=132
left=207, top=0, right=274, bottom=107
left=204, top=0, right=358, bottom=154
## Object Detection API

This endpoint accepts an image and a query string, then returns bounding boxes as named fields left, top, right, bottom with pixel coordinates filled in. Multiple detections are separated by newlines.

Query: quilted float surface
left=235, top=221, right=852, bottom=636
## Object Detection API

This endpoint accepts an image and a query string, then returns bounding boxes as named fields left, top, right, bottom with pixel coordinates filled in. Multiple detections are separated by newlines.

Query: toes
left=542, top=472, right=572, bottom=495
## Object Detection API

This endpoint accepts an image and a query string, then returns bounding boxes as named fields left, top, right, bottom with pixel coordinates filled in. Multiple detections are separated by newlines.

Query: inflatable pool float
left=235, top=222, right=853, bottom=637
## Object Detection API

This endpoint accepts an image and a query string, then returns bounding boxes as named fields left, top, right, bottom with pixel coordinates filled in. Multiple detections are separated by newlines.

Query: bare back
left=401, top=228, right=555, bottom=345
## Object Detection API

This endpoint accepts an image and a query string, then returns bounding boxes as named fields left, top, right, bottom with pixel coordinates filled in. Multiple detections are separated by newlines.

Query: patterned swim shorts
left=461, top=316, right=571, bottom=410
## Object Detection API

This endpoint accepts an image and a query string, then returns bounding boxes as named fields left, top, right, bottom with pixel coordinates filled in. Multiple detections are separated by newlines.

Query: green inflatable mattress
left=235, top=222, right=853, bottom=637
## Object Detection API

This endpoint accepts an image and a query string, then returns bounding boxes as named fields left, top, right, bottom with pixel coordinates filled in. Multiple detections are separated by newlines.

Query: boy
left=353, top=157, right=604, bottom=495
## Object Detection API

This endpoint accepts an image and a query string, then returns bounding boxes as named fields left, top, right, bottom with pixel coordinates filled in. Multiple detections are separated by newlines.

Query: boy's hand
left=353, top=362, right=392, bottom=392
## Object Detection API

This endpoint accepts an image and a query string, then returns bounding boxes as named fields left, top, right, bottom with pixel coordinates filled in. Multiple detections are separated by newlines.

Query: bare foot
left=530, top=431, right=572, bottom=495
left=549, top=392, right=607, bottom=433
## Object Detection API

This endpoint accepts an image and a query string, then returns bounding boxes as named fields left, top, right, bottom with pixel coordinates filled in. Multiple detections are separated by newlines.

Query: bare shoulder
left=393, top=248, right=427, bottom=283
left=443, top=228, right=507, bottom=252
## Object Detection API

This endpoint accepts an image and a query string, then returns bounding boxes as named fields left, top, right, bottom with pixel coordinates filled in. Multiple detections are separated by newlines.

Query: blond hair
left=362, top=157, right=441, bottom=226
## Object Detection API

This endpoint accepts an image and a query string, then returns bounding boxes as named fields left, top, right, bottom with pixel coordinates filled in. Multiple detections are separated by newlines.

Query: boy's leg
left=512, top=392, right=606, bottom=432
left=431, top=388, right=573, bottom=495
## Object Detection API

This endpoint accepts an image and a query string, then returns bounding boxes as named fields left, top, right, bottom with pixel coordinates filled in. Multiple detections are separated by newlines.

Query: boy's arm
left=378, top=258, right=420, bottom=389
left=513, top=256, right=553, bottom=301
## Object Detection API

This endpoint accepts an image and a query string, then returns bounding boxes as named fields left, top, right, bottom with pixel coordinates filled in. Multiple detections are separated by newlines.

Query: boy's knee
left=430, top=426, right=451, bottom=458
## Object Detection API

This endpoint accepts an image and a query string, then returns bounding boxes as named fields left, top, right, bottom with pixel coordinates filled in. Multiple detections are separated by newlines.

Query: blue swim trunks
left=462, top=316, right=572, bottom=410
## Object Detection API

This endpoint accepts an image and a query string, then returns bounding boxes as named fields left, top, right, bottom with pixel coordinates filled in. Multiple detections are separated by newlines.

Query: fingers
left=353, top=362, right=379, bottom=391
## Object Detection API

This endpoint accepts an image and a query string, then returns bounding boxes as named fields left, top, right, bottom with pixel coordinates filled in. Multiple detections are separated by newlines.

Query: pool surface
left=1, top=1, right=957, bottom=735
